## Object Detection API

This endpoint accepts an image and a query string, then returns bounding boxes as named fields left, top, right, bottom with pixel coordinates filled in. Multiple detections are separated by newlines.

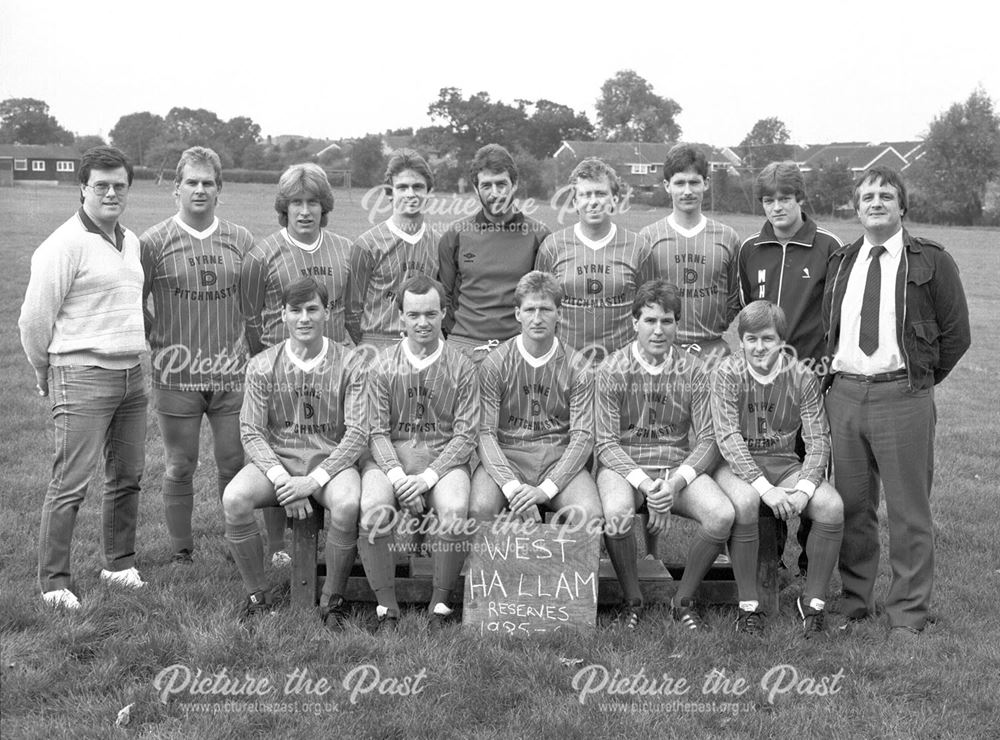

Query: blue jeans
left=39, top=364, right=147, bottom=591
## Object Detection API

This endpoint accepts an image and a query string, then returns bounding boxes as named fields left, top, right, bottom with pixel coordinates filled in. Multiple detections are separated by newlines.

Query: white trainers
left=100, top=567, right=146, bottom=589
left=271, top=551, right=292, bottom=568
left=42, top=588, right=81, bottom=609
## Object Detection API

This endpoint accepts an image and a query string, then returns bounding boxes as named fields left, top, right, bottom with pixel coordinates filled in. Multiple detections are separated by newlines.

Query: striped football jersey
left=478, top=336, right=594, bottom=490
left=240, top=338, right=366, bottom=478
left=346, top=219, right=438, bottom=344
left=535, top=223, right=650, bottom=360
left=640, top=215, right=741, bottom=345
left=241, top=228, right=353, bottom=353
left=596, top=343, right=719, bottom=477
left=141, top=216, right=254, bottom=390
left=369, top=340, right=479, bottom=477
left=711, top=352, right=829, bottom=488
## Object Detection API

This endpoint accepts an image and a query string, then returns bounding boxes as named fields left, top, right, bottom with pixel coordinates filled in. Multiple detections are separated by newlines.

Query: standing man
left=470, top=271, right=602, bottom=528
left=347, top=149, right=439, bottom=352
left=713, top=301, right=844, bottom=638
left=438, top=144, right=550, bottom=365
left=241, top=162, right=354, bottom=564
left=535, top=158, right=651, bottom=364
left=141, top=146, right=255, bottom=564
left=223, top=278, right=366, bottom=624
left=824, top=166, right=970, bottom=640
left=19, top=146, right=148, bottom=608
left=640, top=144, right=740, bottom=365
left=596, top=279, right=732, bottom=631
left=737, top=161, right=844, bottom=576
left=358, top=275, right=479, bottom=630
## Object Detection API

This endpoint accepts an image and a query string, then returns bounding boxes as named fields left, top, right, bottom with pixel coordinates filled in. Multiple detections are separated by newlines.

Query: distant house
left=797, top=141, right=922, bottom=173
left=551, top=140, right=740, bottom=195
left=0, top=144, right=80, bottom=186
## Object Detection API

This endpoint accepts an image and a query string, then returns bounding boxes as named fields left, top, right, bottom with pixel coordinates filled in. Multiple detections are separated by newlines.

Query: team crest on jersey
left=683, top=268, right=698, bottom=285
left=586, top=279, right=603, bottom=294
left=303, top=402, right=315, bottom=419
left=414, top=402, right=426, bottom=419
left=200, top=270, right=217, bottom=286
left=462, top=251, right=475, bottom=264
left=801, top=267, right=811, bottom=279
left=530, top=399, right=542, bottom=416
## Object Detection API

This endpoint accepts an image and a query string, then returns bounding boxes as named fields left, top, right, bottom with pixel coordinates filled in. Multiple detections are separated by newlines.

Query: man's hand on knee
left=275, top=476, right=320, bottom=506
left=285, top=497, right=314, bottom=520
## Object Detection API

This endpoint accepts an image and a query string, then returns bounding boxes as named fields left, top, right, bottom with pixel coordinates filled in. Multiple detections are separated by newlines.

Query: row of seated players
left=224, top=272, right=842, bottom=639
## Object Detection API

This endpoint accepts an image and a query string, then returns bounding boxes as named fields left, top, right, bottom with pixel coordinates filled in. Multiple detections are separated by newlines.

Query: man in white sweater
left=19, top=146, right=149, bottom=609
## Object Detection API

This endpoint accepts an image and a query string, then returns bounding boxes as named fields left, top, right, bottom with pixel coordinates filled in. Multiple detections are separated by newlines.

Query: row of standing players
left=19, top=143, right=970, bottom=644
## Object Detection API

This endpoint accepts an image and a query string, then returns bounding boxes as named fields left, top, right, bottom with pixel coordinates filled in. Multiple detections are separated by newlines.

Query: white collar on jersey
left=631, top=341, right=672, bottom=376
left=401, top=337, right=443, bottom=370
left=745, top=352, right=786, bottom=386
left=666, top=213, right=707, bottom=238
left=387, top=219, right=426, bottom=245
left=281, top=228, right=322, bottom=252
left=516, top=335, right=560, bottom=368
left=284, top=336, right=329, bottom=372
left=172, top=214, right=219, bottom=240
left=574, top=222, right=617, bottom=250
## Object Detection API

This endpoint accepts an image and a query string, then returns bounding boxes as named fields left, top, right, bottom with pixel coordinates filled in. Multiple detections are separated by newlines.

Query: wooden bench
left=287, top=507, right=782, bottom=613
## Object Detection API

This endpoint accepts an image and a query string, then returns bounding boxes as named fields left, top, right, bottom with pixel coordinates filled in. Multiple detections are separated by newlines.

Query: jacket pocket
left=909, top=319, right=940, bottom=370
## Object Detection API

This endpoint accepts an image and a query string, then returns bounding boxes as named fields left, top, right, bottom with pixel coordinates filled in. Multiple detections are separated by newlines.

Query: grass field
left=1, top=182, right=998, bottom=739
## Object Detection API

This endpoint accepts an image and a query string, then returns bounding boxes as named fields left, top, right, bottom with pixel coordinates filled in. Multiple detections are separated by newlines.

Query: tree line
left=2, top=77, right=997, bottom=226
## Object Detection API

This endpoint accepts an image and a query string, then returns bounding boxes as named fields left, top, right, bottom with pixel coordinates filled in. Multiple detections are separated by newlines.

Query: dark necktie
left=858, top=245, right=886, bottom=356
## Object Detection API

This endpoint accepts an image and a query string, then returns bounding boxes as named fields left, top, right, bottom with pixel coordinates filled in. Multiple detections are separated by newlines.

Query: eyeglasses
left=85, top=182, right=130, bottom=195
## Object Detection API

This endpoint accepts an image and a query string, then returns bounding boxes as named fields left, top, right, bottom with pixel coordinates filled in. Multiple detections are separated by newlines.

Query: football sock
left=729, top=522, right=760, bottom=603
left=163, top=475, right=194, bottom=553
left=225, top=520, right=267, bottom=595
left=358, top=530, right=399, bottom=615
left=803, top=519, right=844, bottom=605
left=675, top=527, right=728, bottom=602
left=604, top=525, right=642, bottom=604
left=322, top=525, right=358, bottom=602
left=431, top=529, right=467, bottom=608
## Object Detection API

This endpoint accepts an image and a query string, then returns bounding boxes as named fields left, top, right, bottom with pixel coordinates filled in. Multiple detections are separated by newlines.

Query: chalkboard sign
left=462, top=521, right=600, bottom=635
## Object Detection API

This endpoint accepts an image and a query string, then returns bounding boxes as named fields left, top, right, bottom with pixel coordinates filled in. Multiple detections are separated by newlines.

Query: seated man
left=222, top=278, right=366, bottom=626
left=712, top=300, right=844, bottom=638
left=596, top=279, right=733, bottom=630
left=359, top=275, right=479, bottom=630
left=470, top=270, right=602, bottom=530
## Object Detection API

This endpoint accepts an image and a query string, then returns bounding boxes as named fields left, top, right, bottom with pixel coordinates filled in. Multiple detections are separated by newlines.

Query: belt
left=837, top=370, right=907, bottom=383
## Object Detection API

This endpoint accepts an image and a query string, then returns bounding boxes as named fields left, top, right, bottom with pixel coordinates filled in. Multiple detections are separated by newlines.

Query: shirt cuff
left=626, top=468, right=652, bottom=490
left=309, top=468, right=331, bottom=488
left=387, top=467, right=406, bottom=485
left=539, top=479, right=559, bottom=501
left=677, top=465, right=697, bottom=486
left=751, top=476, right=773, bottom=497
left=266, top=465, right=287, bottom=485
left=794, top=479, right=816, bottom=499
left=501, top=480, right=521, bottom=500
left=420, top=468, right=440, bottom=489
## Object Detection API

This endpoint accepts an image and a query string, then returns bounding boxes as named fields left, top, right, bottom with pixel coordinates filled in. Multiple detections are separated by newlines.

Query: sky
left=2, top=0, right=997, bottom=149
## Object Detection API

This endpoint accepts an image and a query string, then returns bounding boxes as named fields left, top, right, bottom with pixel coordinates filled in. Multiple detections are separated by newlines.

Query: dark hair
left=396, top=273, right=445, bottom=311
left=514, top=270, right=563, bottom=308
left=737, top=300, right=787, bottom=340
left=469, top=143, right=518, bottom=187
left=79, top=146, right=133, bottom=202
left=569, top=157, right=622, bottom=199
left=384, top=149, right=433, bottom=194
left=631, top=279, right=681, bottom=319
left=852, top=165, right=908, bottom=216
left=662, top=144, right=708, bottom=181
left=282, top=276, right=329, bottom=308
left=274, top=163, right=335, bottom=228
left=755, top=161, right=806, bottom=202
